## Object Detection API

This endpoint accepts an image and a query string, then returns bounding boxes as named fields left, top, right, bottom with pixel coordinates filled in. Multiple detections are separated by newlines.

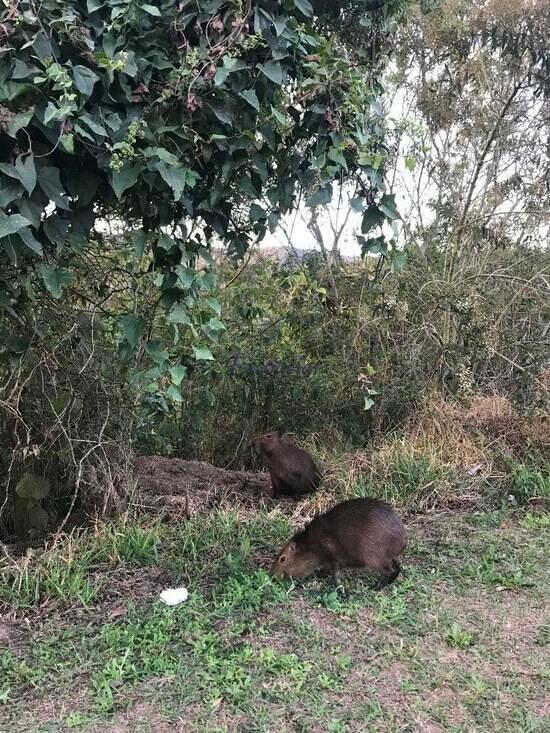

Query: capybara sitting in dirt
left=254, top=429, right=321, bottom=498
left=271, top=497, right=407, bottom=590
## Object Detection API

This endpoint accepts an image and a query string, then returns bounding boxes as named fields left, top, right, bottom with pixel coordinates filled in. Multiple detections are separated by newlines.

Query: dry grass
left=296, top=393, right=548, bottom=520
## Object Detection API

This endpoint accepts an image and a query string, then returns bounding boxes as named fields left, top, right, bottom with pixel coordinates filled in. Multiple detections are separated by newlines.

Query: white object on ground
left=160, top=587, right=189, bottom=606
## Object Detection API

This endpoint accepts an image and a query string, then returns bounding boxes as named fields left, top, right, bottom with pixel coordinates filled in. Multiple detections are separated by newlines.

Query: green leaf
left=240, top=89, right=260, bottom=112
left=169, top=366, right=186, bottom=386
left=38, top=264, right=74, bottom=298
left=363, top=397, right=375, bottom=411
left=79, top=113, right=108, bottom=137
left=404, top=155, right=416, bottom=171
left=257, top=61, right=285, bottom=85
left=12, top=59, right=38, bottom=79
left=206, top=317, right=225, bottom=332
left=249, top=203, right=267, bottom=221
left=214, top=56, right=248, bottom=86
left=350, top=197, right=366, bottom=213
left=327, top=147, right=348, bottom=169
left=4, top=335, right=30, bottom=354
left=15, top=202, right=40, bottom=230
left=155, top=162, right=187, bottom=200
left=379, top=193, right=400, bottom=221
left=268, top=211, right=280, bottom=233
left=157, top=233, right=174, bottom=251
left=60, top=133, right=74, bottom=154
left=147, top=146, right=180, bottom=165
left=214, top=68, right=231, bottom=86
left=38, top=166, right=70, bottom=210
left=167, top=304, right=192, bottom=325
left=141, top=4, right=161, bottom=16
left=361, top=205, right=384, bottom=233
left=145, top=340, right=169, bottom=364
left=0, top=155, right=36, bottom=194
left=112, top=163, right=140, bottom=199
left=0, top=212, right=31, bottom=238
left=193, top=345, right=214, bottom=361
left=209, top=103, right=234, bottom=126
left=271, top=106, right=288, bottom=126
left=15, top=154, right=37, bottom=195
left=306, top=185, right=332, bottom=208
left=44, top=102, right=63, bottom=126
left=43, top=215, right=70, bottom=251
left=18, top=226, right=43, bottom=256
left=8, top=108, right=34, bottom=138
left=390, top=249, right=407, bottom=273
left=16, top=474, right=50, bottom=500
left=27, top=503, right=49, bottom=532
left=0, top=181, right=23, bottom=207
left=119, top=314, right=144, bottom=347
left=293, top=0, right=314, bottom=17
left=176, top=267, right=195, bottom=288
left=166, top=385, right=183, bottom=402
left=130, top=230, right=148, bottom=259
left=358, top=234, right=386, bottom=256
left=72, top=65, right=100, bottom=97
left=205, top=297, right=221, bottom=315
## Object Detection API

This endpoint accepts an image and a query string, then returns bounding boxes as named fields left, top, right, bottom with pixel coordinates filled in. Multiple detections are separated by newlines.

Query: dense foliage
left=1, top=0, right=404, bottom=374
left=138, top=244, right=550, bottom=464
left=0, top=1, right=548, bottom=539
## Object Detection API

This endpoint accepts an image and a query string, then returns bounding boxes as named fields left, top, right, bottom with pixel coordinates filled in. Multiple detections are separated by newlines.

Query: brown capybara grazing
left=254, top=429, right=321, bottom=499
left=271, top=497, right=407, bottom=590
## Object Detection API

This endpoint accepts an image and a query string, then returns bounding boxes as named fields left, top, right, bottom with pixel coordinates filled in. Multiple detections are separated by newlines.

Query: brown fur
left=254, top=430, right=321, bottom=498
left=271, top=497, right=407, bottom=590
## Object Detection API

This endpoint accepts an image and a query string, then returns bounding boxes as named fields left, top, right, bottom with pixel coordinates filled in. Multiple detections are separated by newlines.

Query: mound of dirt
left=134, top=456, right=273, bottom=517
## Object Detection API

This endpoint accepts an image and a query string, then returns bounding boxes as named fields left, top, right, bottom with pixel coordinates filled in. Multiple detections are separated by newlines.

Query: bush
left=134, top=244, right=550, bottom=468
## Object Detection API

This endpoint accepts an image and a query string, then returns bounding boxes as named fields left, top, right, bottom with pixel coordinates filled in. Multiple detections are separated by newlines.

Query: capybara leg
left=271, top=476, right=283, bottom=498
left=372, top=560, right=401, bottom=591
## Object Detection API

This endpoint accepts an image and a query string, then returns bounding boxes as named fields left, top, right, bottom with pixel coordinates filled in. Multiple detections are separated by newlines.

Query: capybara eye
left=280, top=555, right=286, bottom=563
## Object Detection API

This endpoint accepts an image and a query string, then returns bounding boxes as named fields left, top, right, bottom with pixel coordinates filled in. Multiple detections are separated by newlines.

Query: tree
left=382, top=0, right=550, bottom=391
left=1, top=0, right=408, bottom=369
left=0, top=0, right=409, bottom=532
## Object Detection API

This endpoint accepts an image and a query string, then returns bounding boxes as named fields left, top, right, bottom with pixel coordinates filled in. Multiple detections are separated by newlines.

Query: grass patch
left=511, top=462, right=550, bottom=504
left=1, top=504, right=548, bottom=732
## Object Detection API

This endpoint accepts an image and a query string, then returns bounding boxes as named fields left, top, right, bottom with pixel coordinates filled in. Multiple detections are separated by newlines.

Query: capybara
left=271, top=497, right=406, bottom=590
left=254, top=429, right=320, bottom=498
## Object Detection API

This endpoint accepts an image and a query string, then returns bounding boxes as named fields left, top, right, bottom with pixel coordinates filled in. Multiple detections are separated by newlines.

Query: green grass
left=511, top=463, right=550, bottom=504
left=1, top=502, right=548, bottom=732
left=353, top=451, right=450, bottom=507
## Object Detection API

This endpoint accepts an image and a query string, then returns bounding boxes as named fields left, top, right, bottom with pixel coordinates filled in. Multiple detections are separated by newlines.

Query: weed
left=65, top=712, right=97, bottom=728
left=0, top=551, right=96, bottom=608
left=463, top=546, right=532, bottom=588
left=105, top=520, right=160, bottom=566
left=511, top=464, right=550, bottom=504
left=520, top=512, right=550, bottom=529
left=353, top=451, right=448, bottom=507
left=445, top=622, right=475, bottom=649
left=328, top=719, right=350, bottom=733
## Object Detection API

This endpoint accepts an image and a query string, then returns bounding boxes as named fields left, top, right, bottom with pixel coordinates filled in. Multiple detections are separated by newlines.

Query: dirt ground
left=134, top=455, right=273, bottom=516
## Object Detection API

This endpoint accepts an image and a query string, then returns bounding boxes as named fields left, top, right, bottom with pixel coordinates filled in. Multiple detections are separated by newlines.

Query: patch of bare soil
left=134, top=456, right=272, bottom=517
left=0, top=619, right=28, bottom=647
left=102, top=702, right=185, bottom=733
